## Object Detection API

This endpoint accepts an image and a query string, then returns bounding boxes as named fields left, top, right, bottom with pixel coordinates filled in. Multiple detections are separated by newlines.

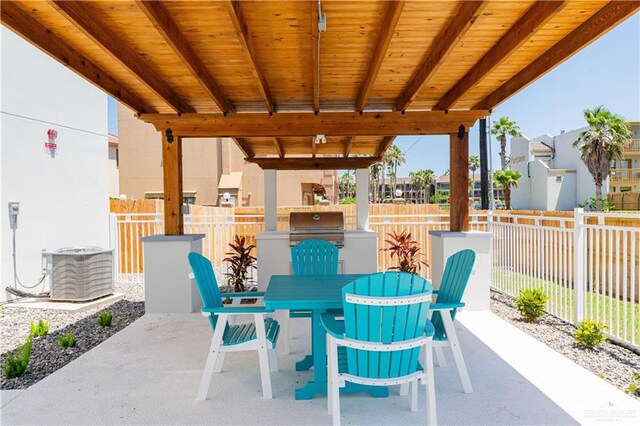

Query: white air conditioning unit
left=43, top=247, right=114, bottom=302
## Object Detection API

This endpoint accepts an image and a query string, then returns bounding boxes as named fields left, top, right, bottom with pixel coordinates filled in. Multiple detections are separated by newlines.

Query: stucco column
left=355, top=168, right=369, bottom=230
left=264, top=169, right=277, bottom=231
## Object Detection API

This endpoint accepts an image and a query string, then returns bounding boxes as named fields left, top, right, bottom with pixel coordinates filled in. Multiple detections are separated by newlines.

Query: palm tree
left=385, top=145, right=406, bottom=196
left=493, top=169, right=521, bottom=210
left=338, top=171, right=355, bottom=199
left=368, top=161, right=382, bottom=203
left=409, top=169, right=435, bottom=203
left=491, top=117, right=522, bottom=171
left=573, top=106, right=632, bottom=211
left=468, top=155, right=480, bottom=199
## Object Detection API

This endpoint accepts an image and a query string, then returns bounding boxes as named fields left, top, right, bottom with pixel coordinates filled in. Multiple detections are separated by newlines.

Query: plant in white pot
left=221, top=236, right=257, bottom=303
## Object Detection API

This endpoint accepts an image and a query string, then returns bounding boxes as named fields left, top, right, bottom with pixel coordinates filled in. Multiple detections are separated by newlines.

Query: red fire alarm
left=45, top=128, right=58, bottom=151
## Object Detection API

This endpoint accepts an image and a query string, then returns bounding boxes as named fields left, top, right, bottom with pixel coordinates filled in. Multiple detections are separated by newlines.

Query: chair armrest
left=429, top=302, right=465, bottom=311
left=424, top=320, right=435, bottom=338
left=202, top=306, right=274, bottom=314
left=224, top=292, right=265, bottom=298
left=320, top=312, right=345, bottom=339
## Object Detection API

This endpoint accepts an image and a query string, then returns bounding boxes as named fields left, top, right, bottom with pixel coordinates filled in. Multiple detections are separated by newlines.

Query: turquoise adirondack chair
left=322, top=272, right=436, bottom=426
left=188, top=252, right=280, bottom=400
left=429, top=248, right=476, bottom=393
left=284, top=239, right=339, bottom=354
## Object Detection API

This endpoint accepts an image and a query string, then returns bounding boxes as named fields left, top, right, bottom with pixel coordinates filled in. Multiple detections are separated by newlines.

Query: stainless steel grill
left=289, top=211, right=344, bottom=247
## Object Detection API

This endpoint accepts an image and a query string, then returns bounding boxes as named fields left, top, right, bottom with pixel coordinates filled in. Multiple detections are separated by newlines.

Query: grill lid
left=289, top=211, right=344, bottom=231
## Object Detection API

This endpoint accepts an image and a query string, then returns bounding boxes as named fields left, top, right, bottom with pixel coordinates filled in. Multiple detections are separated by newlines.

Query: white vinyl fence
left=110, top=209, right=639, bottom=350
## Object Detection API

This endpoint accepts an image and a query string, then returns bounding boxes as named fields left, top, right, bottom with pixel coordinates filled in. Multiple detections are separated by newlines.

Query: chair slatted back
left=188, top=252, right=224, bottom=331
left=290, top=239, right=339, bottom=275
left=341, top=272, right=432, bottom=379
left=431, top=249, right=476, bottom=340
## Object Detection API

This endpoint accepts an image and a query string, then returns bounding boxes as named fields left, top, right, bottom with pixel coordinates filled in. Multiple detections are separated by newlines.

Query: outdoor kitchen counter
left=255, top=230, right=378, bottom=291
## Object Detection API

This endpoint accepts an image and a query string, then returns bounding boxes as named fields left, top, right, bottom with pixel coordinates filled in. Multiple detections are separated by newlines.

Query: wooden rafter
left=136, top=1, right=234, bottom=113
left=0, top=2, right=154, bottom=114
left=225, top=1, right=274, bottom=113
left=141, top=110, right=487, bottom=138
left=343, top=137, right=355, bottom=157
left=355, top=1, right=405, bottom=112
left=273, top=138, right=284, bottom=158
left=376, top=136, right=396, bottom=157
left=233, top=137, right=255, bottom=158
left=50, top=0, right=194, bottom=113
left=475, top=1, right=640, bottom=110
left=311, top=1, right=320, bottom=113
left=248, top=157, right=380, bottom=170
left=394, top=1, right=488, bottom=111
left=435, top=1, right=567, bottom=111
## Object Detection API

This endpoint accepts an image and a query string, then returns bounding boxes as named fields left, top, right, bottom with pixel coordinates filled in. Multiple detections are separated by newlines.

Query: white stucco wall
left=1, top=28, right=109, bottom=301
left=510, top=128, right=607, bottom=211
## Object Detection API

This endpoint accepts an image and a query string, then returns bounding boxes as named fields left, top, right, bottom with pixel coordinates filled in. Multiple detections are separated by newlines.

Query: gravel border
left=1, top=283, right=144, bottom=390
left=490, top=289, right=640, bottom=399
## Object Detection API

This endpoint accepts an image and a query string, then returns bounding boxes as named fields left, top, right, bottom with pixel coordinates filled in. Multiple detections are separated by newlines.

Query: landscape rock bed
left=491, top=289, right=640, bottom=400
left=1, top=282, right=144, bottom=390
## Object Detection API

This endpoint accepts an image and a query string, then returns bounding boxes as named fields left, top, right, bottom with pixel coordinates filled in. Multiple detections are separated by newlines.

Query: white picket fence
left=109, top=210, right=640, bottom=350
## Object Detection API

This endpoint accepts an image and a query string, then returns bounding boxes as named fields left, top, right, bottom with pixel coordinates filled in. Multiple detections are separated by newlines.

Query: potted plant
left=223, top=235, right=257, bottom=293
left=382, top=229, right=428, bottom=274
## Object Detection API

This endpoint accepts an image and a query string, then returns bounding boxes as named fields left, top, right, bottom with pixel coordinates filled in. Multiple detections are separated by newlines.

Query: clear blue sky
left=107, top=13, right=640, bottom=175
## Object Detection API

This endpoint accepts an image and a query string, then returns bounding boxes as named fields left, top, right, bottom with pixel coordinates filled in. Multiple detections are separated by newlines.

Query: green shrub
left=2, top=335, right=33, bottom=379
left=514, top=288, right=549, bottom=322
left=97, top=311, right=113, bottom=327
left=30, top=319, right=49, bottom=337
left=628, top=373, right=640, bottom=396
left=58, top=332, right=77, bottom=348
left=339, top=197, right=357, bottom=205
left=574, top=320, right=607, bottom=349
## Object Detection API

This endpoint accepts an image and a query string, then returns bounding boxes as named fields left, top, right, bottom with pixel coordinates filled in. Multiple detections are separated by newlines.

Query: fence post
left=108, top=213, right=119, bottom=283
left=573, top=208, right=585, bottom=324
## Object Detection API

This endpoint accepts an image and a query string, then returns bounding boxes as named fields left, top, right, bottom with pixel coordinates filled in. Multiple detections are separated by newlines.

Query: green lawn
left=493, top=268, right=640, bottom=346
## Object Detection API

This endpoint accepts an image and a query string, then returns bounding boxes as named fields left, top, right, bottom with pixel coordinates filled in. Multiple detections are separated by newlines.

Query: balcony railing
left=610, top=168, right=640, bottom=183
left=623, top=138, right=640, bottom=155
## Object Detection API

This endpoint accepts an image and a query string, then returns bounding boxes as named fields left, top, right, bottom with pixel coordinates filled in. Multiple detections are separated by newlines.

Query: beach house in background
left=118, top=104, right=338, bottom=207
left=0, top=27, right=109, bottom=302
left=511, top=122, right=639, bottom=211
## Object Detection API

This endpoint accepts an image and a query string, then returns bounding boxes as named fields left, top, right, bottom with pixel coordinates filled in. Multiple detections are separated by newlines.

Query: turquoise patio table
left=264, top=274, right=389, bottom=400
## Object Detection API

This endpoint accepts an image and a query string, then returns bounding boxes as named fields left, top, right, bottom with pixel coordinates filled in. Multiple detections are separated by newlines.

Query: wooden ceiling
left=2, top=0, right=638, bottom=163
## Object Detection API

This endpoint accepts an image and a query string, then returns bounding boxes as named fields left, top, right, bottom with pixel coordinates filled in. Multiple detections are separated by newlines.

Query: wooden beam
left=435, top=1, right=567, bottom=111
left=273, top=138, right=284, bottom=158
left=449, top=129, right=469, bottom=232
left=140, top=110, right=487, bottom=137
left=136, top=1, right=234, bottom=113
left=394, top=1, right=488, bottom=111
left=0, top=2, right=154, bottom=114
left=311, top=137, right=317, bottom=158
left=376, top=136, right=397, bottom=157
left=355, top=1, right=405, bottom=112
left=474, top=1, right=640, bottom=110
left=224, top=1, right=273, bottom=113
left=233, top=138, right=255, bottom=158
left=50, top=0, right=194, bottom=113
left=162, top=130, right=184, bottom=235
left=247, top=157, right=380, bottom=170
left=311, top=1, right=320, bottom=113
left=343, top=137, right=355, bottom=157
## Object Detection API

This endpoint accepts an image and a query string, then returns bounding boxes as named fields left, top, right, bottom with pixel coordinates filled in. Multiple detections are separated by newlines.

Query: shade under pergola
left=3, top=0, right=638, bottom=233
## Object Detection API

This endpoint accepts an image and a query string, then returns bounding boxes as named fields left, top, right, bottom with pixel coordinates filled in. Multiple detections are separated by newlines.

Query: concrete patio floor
left=2, top=311, right=639, bottom=425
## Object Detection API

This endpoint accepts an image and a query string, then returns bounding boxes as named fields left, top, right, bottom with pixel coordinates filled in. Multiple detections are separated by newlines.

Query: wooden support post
left=162, top=129, right=184, bottom=235
left=450, top=128, right=469, bottom=232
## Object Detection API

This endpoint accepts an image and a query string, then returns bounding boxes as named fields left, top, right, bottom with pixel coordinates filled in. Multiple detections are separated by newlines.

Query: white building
left=108, top=133, right=120, bottom=198
left=510, top=127, right=607, bottom=211
left=1, top=28, right=110, bottom=302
